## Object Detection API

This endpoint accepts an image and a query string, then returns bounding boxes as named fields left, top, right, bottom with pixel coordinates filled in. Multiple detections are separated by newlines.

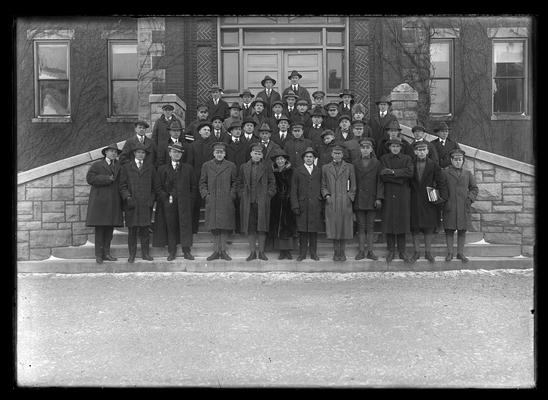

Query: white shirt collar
left=305, top=163, right=313, bottom=173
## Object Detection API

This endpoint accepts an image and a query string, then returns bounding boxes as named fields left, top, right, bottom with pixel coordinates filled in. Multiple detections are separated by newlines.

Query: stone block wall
left=17, top=162, right=95, bottom=260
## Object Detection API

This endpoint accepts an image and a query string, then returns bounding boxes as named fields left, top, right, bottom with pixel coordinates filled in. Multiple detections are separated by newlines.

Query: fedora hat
left=242, top=117, right=257, bottom=127
left=277, top=114, right=291, bottom=123
left=161, top=104, right=175, bottom=111
left=259, top=122, right=272, bottom=132
left=101, top=143, right=122, bottom=156
left=283, top=90, right=299, bottom=99
left=168, top=142, right=184, bottom=153
left=301, top=146, right=318, bottom=159
left=251, top=98, right=266, bottom=108
left=227, top=120, right=243, bottom=132
left=261, top=75, right=277, bottom=87
left=239, top=89, right=255, bottom=98
left=197, top=121, right=213, bottom=132
left=375, top=95, right=392, bottom=106
left=386, top=138, right=403, bottom=146
left=210, top=84, right=223, bottom=93
left=270, top=148, right=290, bottom=162
left=229, top=102, right=242, bottom=110
left=288, top=70, right=303, bottom=79
left=168, top=120, right=183, bottom=131
left=339, top=89, right=354, bottom=98
left=311, top=107, right=326, bottom=117
left=385, top=120, right=402, bottom=131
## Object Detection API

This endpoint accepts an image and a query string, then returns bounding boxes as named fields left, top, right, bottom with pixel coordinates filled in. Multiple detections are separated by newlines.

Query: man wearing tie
left=151, top=104, right=182, bottom=161
left=282, top=70, right=311, bottom=107
left=338, top=89, right=355, bottom=116
left=256, top=75, right=281, bottom=118
left=157, top=119, right=190, bottom=166
left=119, top=120, right=157, bottom=167
left=271, top=114, right=291, bottom=148
left=409, top=124, right=439, bottom=165
left=257, top=123, right=281, bottom=169
left=240, top=88, right=255, bottom=120
left=211, top=115, right=230, bottom=143
left=430, top=122, right=460, bottom=168
left=206, top=84, right=230, bottom=121
left=369, top=95, right=398, bottom=145
left=267, top=100, right=285, bottom=132
left=307, top=107, right=326, bottom=147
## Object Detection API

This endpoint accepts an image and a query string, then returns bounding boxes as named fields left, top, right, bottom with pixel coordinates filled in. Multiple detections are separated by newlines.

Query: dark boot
left=456, top=253, right=469, bottom=263
left=356, top=232, right=366, bottom=260
left=183, top=248, right=195, bottom=260
left=366, top=232, right=376, bottom=260
left=285, top=250, right=292, bottom=260
left=258, top=251, right=268, bottom=261
left=207, top=251, right=220, bottom=261
left=297, top=233, right=307, bottom=261
left=425, top=252, right=435, bottom=263
left=128, top=227, right=137, bottom=263
left=141, top=229, right=153, bottom=261
left=246, top=251, right=257, bottom=261
left=445, top=230, right=455, bottom=261
left=309, top=233, right=319, bottom=261
left=167, top=252, right=176, bottom=261
left=220, top=250, right=232, bottom=261
left=445, top=252, right=453, bottom=262
left=386, top=251, right=395, bottom=264
left=340, top=240, right=347, bottom=261
left=333, top=240, right=339, bottom=261
left=278, top=251, right=286, bottom=260
left=366, top=250, right=378, bottom=261
left=457, top=231, right=467, bottom=263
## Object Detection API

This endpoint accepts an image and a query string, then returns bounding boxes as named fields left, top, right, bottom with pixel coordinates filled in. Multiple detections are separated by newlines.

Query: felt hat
left=325, top=101, right=339, bottom=110
left=288, top=70, right=303, bottom=79
left=412, top=140, right=429, bottom=149
left=385, top=120, right=402, bottom=131
left=301, top=146, right=318, bottom=159
left=386, top=138, right=403, bottom=146
left=277, top=114, right=291, bottom=123
left=338, top=114, right=352, bottom=123
left=250, top=98, right=266, bottom=108
left=375, top=95, right=392, bottom=106
left=229, top=102, right=242, bottom=110
left=332, top=145, right=345, bottom=152
left=312, top=90, right=326, bottom=99
left=132, top=142, right=150, bottom=153
left=197, top=121, right=213, bottom=132
left=339, top=89, right=354, bottom=98
left=168, top=119, right=183, bottom=131
left=210, top=84, right=223, bottom=93
left=283, top=90, right=299, bottom=99
left=211, top=142, right=227, bottom=151
left=101, top=143, right=122, bottom=156
left=291, top=121, right=305, bottom=130
left=227, top=120, right=243, bottom=132
left=259, top=122, right=272, bottom=132
left=320, top=129, right=336, bottom=138
left=270, top=148, right=290, bottom=162
left=433, top=122, right=450, bottom=132
left=351, top=119, right=365, bottom=127
left=311, top=107, right=326, bottom=117
left=358, top=137, right=376, bottom=147
left=134, top=120, right=150, bottom=128
left=271, top=100, right=284, bottom=108
left=239, top=89, right=255, bottom=99
left=210, top=114, right=224, bottom=123
left=242, top=117, right=257, bottom=127
left=168, top=142, right=185, bottom=153
left=162, top=104, right=175, bottom=111
left=261, top=75, right=277, bottom=87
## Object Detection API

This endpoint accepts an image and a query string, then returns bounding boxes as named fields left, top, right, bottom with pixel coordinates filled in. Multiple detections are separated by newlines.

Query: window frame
left=33, top=39, right=71, bottom=118
left=491, top=38, right=528, bottom=116
left=108, top=39, right=139, bottom=118
left=429, top=38, right=454, bottom=117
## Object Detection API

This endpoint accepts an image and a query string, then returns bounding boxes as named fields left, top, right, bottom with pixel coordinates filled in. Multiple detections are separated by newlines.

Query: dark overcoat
left=187, top=118, right=209, bottom=142
left=261, top=140, right=282, bottom=169
left=352, top=157, right=384, bottom=210
left=119, top=135, right=157, bottom=167
left=377, top=137, right=414, bottom=159
left=199, top=159, right=238, bottom=231
left=225, top=139, right=250, bottom=170
left=271, top=130, right=293, bottom=148
left=151, top=114, right=183, bottom=156
left=241, top=103, right=254, bottom=120
left=206, top=98, right=230, bottom=121
left=187, top=136, right=216, bottom=184
left=431, top=137, right=461, bottom=169
left=409, top=139, right=440, bottom=165
left=157, top=139, right=190, bottom=166
left=85, top=158, right=123, bottom=227
left=442, top=166, right=478, bottom=231
left=256, top=89, right=282, bottom=118
left=152, top=162, right=196, bottom=248
left=321, top=161, right=356, bottom=239
left=282, top=85, right=312, bottom=106
left=306, top=125, right=324, bottom=146
left=269, top=162, right=295, bottom=239
left=290, top=164, right=323, bottom=232
left=119, top=160, right=157, bottom=227
left=409, top=158, right=448, bottom=230
left=283, top=137, right=313, bottom=167
left=238, top=160, right=276, bottom=235
left=324, top=116, right=339, bottom=132
left=379, top=152, right=414, bottom=234
left=369, top=112, right=398, bottom=145
left=316, top=141, right=337, bottom=168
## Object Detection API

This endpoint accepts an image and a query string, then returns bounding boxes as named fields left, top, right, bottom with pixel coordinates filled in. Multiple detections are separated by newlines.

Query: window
left=35, top=41, right=70, bottom=117
left=222, top=51, right=240, bottom=92
left=109, top=41, right=138, bottom=117
left=493, top=40, right=526, bottom=114
left=327, top=51, right=344, bottom=92
left=429, top=40, right=453, bottom=115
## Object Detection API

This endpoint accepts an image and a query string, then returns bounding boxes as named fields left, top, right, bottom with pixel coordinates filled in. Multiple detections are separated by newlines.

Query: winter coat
left=269, top=162, right=296, bottom=239
left=431, top=137, right=461, bottom=169
left=85, top=158, right=123, bottom=227
left=369, top=111, right=398, bottom=145
left=352, top=157, right=384, bottom=210
left=408, top=139, right=440, bottom=165
left=260, top=140, right=282, bottom=169
left=442, top=166, right=478, bottom=231
left=238, top=159, right=276, bottom=234
left=206, top=98, right=230, bottom=121
left=256, top=89, right=282, bottom=118
left=377, top=136, right=415, bottom=159
left=306, top=124, right=324, bottom=147
left=271, top=130, right=293, bottom=148
left=187, top=136, right=216, bottom=184
left=321, top=161, right=356, bottom=239
left=119, top=160, right=157, bottom=227
left=225, top=139, right=250, bottom=170
left=151, top=114, right=183, bottom=158
left=379, top=152, right=414, bottom=234
left=152, top=162, right=196, bottom=248
left=157, top=138, right=190, bottom=166
left=283, top=137, right=313, bottom=167
left=290, top=163, right=324, bottom=232
left=199, top=159, right=238, bottom=231
left=282, top=85, right=312, bottom=106
left=119, top=135, right=157, bottom=167
left=409, top=158, right=448, bottom=230
left=317, top=141, right=338, bottom=169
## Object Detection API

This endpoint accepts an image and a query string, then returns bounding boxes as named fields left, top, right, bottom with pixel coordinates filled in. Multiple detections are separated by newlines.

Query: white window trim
left=430, top=38, right=454, bottom=117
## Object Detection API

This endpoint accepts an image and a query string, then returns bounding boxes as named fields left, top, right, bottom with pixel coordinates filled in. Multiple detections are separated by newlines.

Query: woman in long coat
left=269, top=149, right=296, bottom=259
left=321, top=145, right=356, bottom=261
left=86, top=144, right=123, bottom=263
left=441, top=149, right=478, bottom=262
left=291, top=147, right=323, bottom=261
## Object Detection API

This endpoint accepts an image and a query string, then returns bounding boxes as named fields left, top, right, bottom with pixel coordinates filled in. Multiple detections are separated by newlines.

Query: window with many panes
left=34, top=41, right=70, bottom=117
left=109, top=41, right=138, bottom=116
left=429, top=39, right=453, bottom=115
left=492, top=39, right=526, bottom=114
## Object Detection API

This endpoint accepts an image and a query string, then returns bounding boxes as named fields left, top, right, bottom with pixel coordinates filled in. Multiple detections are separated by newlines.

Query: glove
left=292, top=208, right=301, bottom=215
left=380, top=168, right=393, bottom=176
left=374, top=199, right=382, bottom=209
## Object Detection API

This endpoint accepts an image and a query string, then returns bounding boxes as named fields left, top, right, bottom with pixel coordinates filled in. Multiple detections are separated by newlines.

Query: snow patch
left=78, top=240, right=95, bottom=247
left=46, top=255, right=65, bottom=260
left=513, top=255, right=528, bottom=259
left=113, top=230, right=128, bottom=235
left=468, top=238, right=490, bottom=245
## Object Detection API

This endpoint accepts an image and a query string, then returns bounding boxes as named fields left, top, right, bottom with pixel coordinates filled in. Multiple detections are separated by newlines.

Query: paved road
left=16, top=269, right=535, bottom=388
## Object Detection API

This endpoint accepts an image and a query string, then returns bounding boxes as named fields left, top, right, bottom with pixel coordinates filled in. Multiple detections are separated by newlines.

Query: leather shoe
left=399, top=252, right=408, bottom=261
left=167, top=254, right=176, bottom=261
left=103, top=254, right=117, bottom=261
left=258, top=252, right=268, bottom=261
left=296, top=255, right=306, bottom=261
left=339, top=254, right=347, bottom=261
left=285, top=251, right=292, bottom=260
left=246, top=252, right=257, bottom=261
left=333, top=255, right=339, bottom=261
left=425, top=252, right=435, bottom=263
left=183, top=252, right=195, bottom=260
left=278, top=252, right=286, bottom=260
left=456, top=253, right=469, bottom=263
left=310, top=254, right=319, bottom=261
left=96, top=257, right=103, bottom=264
left=128, top=255, right=135, bottom=263
left=410, top=251, right=420, bottom=263
left=445, top=253, right=453, bottom=262
left=366, top=251, right=378, bottom=261
left=355, top=250, right=365, bottom=260
left=142, top=254, right=154, bottom=261
left=220, top=251, right=232, bottom=261
left=386, top=252, right=395, bottom=264
left=207, top=251, right=220, bottom=261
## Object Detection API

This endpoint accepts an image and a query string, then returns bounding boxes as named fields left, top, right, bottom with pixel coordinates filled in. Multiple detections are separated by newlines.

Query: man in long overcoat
left=431, top=122, right=461, bottom=169
left=240, top=88, right=255, bottom=120
left=441, top=149, right=478, bottom=263
left=282, top=70, right=312, bottom=107
left=186, top=104, right=210, bottom=142
left=153, top=142, right=196, bottom=261
left=369, top=95, right=399, bottom=145
left=255, top=75, right=282, bottom=118
left=379, top=138, right=414, bottom=264
left=86, top=143, right=123, bottom=264
left=291, top=147, right=323, bottom=261
left=239, top=144, right=276, bottom=261
left=409, top=124, right=439, bottom=165
left=225, top=120, right=248, bottom=234
left=156, top=119, right=190, bottom=166
left=321, top=145, right=356, bottom=261
left=206, top=84, right=230, bottom=121
left=199, top=142, right=238, bottom=261
left=257, top=123, right=281, bottom=169
left=409, top=142, right=448, bottom=263
left=119, top=143, right=157, bottom=263
left=119, top=120, right=157, bottom=167
left=151, top=104, right=183, bottom=161
left=352, top=137, right=384, bottom=261
left=283, top=122, right=313, bottom=167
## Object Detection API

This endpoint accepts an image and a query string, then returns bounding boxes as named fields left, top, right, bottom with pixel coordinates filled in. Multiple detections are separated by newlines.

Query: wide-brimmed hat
left=210, top=84, right=223, bottom=93
left=168, top=120, right=183, bottom=131
left=276, top=114, right=291, bottom=123
left=229, top=102, right=242, bottom=110
left=271, top=100, right=284, bottom=108
left=162, top=104, right=175, bottom=111
left=270, top=148, right=290, bottom=162
left=258, top=122, right=272, bottom=132
left=134, top=120, right=149, bottom=128
left=301, top=146, right=318, bottom=159
left=101, top=143, right=122, bottom=156
left=227, top=120, right=242, bottom=132
left=288, top=70, right=303, bottom=79
left=242, top=117, right=257, bottom=127
left=251, top=98, right=266, bottom=108
left=197, top=121, right=213, bottom=132
left=312, top=90, right=326, bottom=99
left=283, top=90, right=299, bottom=99
left=385, top=120, right=402, bottom=131
left=375, top=95, right=392, bottom=106
left=339, top=89, right=354, bottom=98
left=239, top=89, right=255, bottom=99
left=168, top=142, right=185, bottom=153
left=261, top=75, right=277, bottom=87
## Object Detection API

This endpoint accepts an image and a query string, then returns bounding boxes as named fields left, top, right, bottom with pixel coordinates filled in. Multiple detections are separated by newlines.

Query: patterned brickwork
left=196, top=21, right=213, bottom=41
left=353, top=19, right=370, bottom=42
left=353, top=46, right=370, bottom=120
left=196, top=46, right=213, bottom=105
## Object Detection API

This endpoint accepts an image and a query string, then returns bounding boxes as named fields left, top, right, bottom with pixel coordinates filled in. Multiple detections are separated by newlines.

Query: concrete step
left=17, top=257, right=533, bottom=274
left=52, top=242, right=521, bottom=259
left=93, top=230, right=485, bottom=246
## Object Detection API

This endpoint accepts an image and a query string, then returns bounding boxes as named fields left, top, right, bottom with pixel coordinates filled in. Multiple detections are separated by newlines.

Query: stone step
left=17, top=257, right=534, bottom=274
left=93, top=230, right=485, bottom=246
left=52, top=242, right=521, bottom=259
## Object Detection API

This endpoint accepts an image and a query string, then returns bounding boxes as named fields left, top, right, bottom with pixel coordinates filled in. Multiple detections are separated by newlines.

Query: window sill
left=429, top=114, right=453, bottom=121
left=32, top=117, right=72, bottom=123
left=107, top=117, right=139, bottom=123
left=491, top=114, right=530, bottom=121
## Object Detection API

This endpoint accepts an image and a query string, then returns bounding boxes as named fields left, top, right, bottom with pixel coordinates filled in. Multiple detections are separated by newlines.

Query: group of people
left=85, top=70, right=479, bottom=265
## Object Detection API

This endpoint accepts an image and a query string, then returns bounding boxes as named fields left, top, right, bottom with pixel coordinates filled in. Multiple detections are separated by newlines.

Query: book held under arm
left=426, top=186, right=441, bottom=203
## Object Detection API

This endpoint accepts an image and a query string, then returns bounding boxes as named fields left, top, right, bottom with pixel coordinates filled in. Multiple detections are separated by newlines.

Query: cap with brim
left=211, top=115, right=224, bottom=123
left=296, top=99, right=309, bottom=105
left=134, top=120, right=150, bottom=128
left=412, top=141, right=428, bottom=149
left=227, top=121, right=242, bottom=132
left=133, top=143, right=150, bottom=153
left=325, top=102, right=339, bottom=110
left=385, top=120, right=401, bottom=131
left=449, top=148, right=465, bottom=158
left=251, top=99, right=266, bottom=108
left=162, top=104, right=175, bottom=111
left=168, top=142, right=184, bottom=152
left=277, top=114, right=291, bottom=123
left=211, top=142, right=227, bottom=151
left=101, top=143, right=122, bottom=156
left=312, top=90, right=325, bottom=98
left=239, top=89, right=255, bottom=98
left=270, top=149, right=290, bottom=162
left=283, top=90, right=299, bottom=99
left=271, top=100, right=284, bottom=108
left=351, top=119, right=365, bottom=126
left=412, top=125, right=426, bottom=133
left=338, top=114, right=352, bottom=123
left=375, top=95, right=392, bottom=106
left=332, top=145, right=345, bottom=152
left=210, top=85, right=223, bottom=92
left=387, top=138, right=403, bottom=146
left=229, top=102, right=242, bottom=110
left=339, top=89, right=354, bottom=98
left=321, top=129, right=336, bottom=138
left=301, top=146, right=318, bottom=159
left=242, top=117, right=257, bottom=127
left=433, top=122, right=450, bottom=132
left=359, top=137, right=375, bottom=147
left=288, top=70, right=303, bottom=79
left=260, top=75, right=277, bottom=87
left=291, top=122, right=304, bottom=130
left=197, top=121, right=213, bottom=132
